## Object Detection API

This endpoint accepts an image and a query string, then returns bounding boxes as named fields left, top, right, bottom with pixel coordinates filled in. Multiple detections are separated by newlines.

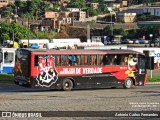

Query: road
left=0, top=84, right=159, bottom=120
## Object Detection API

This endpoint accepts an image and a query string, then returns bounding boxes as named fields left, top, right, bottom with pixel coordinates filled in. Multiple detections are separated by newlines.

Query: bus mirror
left=0, top=52, right=2, bottom=63
left=145, top=56, right=154, bottom=70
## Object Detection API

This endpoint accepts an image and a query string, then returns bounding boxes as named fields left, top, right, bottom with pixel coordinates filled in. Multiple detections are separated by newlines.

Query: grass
left=147, top=76, right=160, bottom=82
left=0, top=74, right=160, bottom=83
left=0, top=74, right=14, bottom=83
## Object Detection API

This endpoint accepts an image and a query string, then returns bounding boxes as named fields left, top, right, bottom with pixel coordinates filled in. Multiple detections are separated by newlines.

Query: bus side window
left=102, top=55, right=117, bottom=65
left=97, top=55, right=103, bottom=65
left=119, top=55, right=128, bottom=65
left=68, top=55, right=78, bottom=66
left=65, top=56, right=69, bottom=66
left=73, top=55, right=78, bottom=66
left=68, top=55, right=72, bottom=66
left=109, top=55, right=117, bottom=65
left=81, top=55, right=89, bottom=65
left=90, top=55, right=96, bottom=65
left=61, top=55, right=69, bottom=66
left=102, top=55, right=108, bottom=65
left=77, top=55, right=81, bottom=65
left=56, top=55, right=61, bottom=66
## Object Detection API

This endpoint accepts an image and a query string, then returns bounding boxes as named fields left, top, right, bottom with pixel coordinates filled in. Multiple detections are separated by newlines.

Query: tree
left=1, top=0, right=51, bottom=19
left=114, top=28, right=128, bottom=36
left=52, top=2, right=61, bottom=12
left=1, top=3, right=15, bottom=17
left=67, top=0, right=86, bottom=9
left=136, top=14, right=160, bottom=21
left=99, top=4, right=109, bottom=14
left=87, top=8, right=99, bottom=17
left=103, top=25, right=112, bottom=36
left=0, top=22, right=28, bottom=43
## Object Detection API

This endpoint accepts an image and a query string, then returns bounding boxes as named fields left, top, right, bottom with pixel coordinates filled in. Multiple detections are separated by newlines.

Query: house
left=91, top=3, right=99, bottom=9
left=0, top=0, right=8, bottom=8
left=70, top=11, right=86, bottom=22
left=117, top=12, right=136, bottom=23
left=59, top=12, right=72, bottom=24
left=41, top=20, right=52, bottom=31
left=120, top=0, right=128, bottom=8
left=67, top=8, right=80, bottom=12
left=45, top=11, right=59, bottom=19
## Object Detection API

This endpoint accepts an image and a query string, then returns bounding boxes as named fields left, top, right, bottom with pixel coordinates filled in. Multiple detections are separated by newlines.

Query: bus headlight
left=139, top=81, right=142, bottom=85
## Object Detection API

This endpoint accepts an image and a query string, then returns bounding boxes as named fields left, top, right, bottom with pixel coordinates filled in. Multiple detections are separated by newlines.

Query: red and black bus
left=14, top=48, right=148, bottom=91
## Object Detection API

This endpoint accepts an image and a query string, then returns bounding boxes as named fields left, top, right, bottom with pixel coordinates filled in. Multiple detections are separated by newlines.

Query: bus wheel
left=123, top=78, right=133, bottom=89
left=62, top=79, right=73, bottom=91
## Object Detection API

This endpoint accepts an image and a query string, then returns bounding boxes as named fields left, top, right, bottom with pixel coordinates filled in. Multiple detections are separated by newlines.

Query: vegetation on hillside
left=0, top=0, right=159, bottom=42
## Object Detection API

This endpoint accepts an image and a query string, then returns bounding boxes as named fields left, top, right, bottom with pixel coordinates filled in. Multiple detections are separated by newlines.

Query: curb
left=146, top=82, right=160, bottom=85
left=0, top=81, right=14, bottom=84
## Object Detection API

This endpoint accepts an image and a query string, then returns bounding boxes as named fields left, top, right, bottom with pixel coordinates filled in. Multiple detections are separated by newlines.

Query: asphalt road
left=0, top=84, right=159, bottom=120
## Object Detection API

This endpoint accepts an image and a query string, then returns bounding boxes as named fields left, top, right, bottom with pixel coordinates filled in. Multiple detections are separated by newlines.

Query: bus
left=0, top=48, right=16, bottom=74
left=14, top=48, right=149, bottom=91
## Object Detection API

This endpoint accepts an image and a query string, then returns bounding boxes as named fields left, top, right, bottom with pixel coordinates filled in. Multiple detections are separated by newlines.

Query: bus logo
left=36, top=56, right=58, bottom=87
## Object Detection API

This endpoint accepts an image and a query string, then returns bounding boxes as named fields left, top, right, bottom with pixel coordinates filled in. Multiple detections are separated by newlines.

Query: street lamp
left=110, top=11, right=114, bottom=44
left=149, top=34, right=153, bottom=47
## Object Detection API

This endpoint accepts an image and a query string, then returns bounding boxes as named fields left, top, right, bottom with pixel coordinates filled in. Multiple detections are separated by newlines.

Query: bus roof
left=19, top=48, right=144, bottom=55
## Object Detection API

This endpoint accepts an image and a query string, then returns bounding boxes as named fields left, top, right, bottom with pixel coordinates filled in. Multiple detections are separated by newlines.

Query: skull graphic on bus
left=36, top=56, right=58, bottom=87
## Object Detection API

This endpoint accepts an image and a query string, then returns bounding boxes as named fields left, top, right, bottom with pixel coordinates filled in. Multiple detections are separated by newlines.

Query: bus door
left=136, top=55, right=147, bottom=85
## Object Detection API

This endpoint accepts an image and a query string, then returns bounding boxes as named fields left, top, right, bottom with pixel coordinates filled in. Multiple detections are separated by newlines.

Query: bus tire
left=123, top=78, right=133, bottom=89
left=62, top=79, right=73, bottom=91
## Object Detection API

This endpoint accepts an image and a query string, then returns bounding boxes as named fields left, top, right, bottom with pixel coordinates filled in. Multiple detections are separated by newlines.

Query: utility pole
left=87, top=24, right=91, bottom=42
left=28, top=18, right=30, bottom=48
left=72, top=12, right=74, bottom=26
left=111, top=13, right=113, bottom=36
